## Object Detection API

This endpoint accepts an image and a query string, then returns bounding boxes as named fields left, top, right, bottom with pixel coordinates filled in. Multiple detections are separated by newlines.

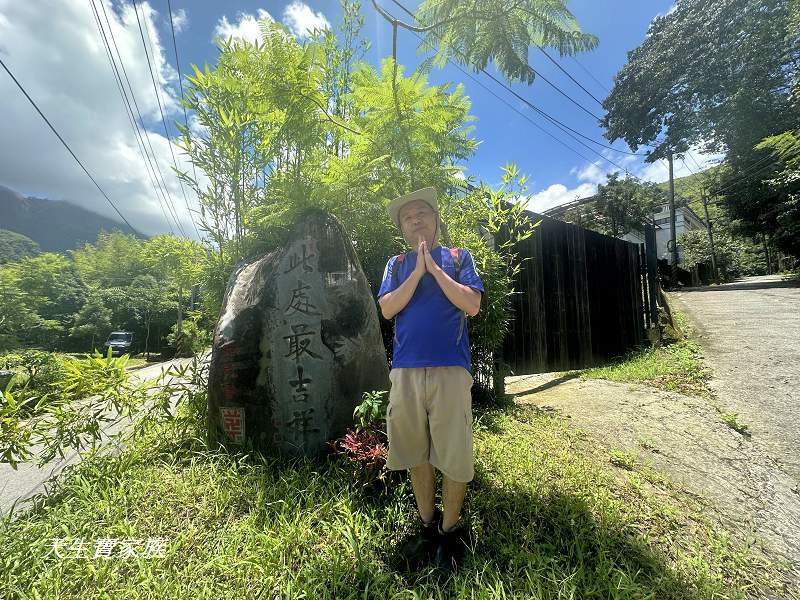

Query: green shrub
left=58, top=350, right=129, bottom=401
left=331, top=390, right=391, bottom=489
left=0, top=350, right=67, bottom=394
left=167, top=311, right=213, bottom=357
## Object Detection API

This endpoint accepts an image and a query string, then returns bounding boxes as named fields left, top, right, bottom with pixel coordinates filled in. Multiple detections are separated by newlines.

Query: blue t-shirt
left=377, top=246, right=485, bottom=374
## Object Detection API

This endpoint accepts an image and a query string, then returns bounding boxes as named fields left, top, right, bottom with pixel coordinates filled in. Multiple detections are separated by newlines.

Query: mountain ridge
left=0, top=185, right=141, bottom=253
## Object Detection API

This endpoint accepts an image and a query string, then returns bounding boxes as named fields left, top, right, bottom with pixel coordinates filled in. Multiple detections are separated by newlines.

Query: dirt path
left=670, top=275, right=800, bottom=483
left=507, top=373, right=800, bottom=597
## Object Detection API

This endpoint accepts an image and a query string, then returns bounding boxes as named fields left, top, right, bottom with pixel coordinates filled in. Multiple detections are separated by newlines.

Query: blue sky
left=0, top=1, right=715, bottom=235
left=165, top=1, right=716, bottom=210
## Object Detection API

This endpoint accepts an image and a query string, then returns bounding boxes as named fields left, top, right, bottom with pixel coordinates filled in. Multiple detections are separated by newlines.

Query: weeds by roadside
left=719, top=412, right=751, bottom=436
left=566, top=337, right=712, bottom=398
left=0, top=367, right=781, bottom=599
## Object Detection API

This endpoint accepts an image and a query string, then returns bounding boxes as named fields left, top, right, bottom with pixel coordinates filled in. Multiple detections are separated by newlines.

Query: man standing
left=377, top=187, right=484, bottom=572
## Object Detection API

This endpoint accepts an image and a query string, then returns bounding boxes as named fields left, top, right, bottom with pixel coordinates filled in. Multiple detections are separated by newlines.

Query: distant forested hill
left=0, top=185, right=139, bottom=253
left=657, top=166, right=723, bottom=216
left=0, top=229, right=40, bottom=263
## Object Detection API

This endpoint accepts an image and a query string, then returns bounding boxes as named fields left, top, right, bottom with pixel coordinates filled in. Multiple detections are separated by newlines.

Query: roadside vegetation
left=0, top=369, right=780, bottom=599
left=564, top=305, right=760, bottom=438
left=576, top=337, right=711, bottom=398
left=565, top=308, right=712, bottom=398
left=0, top=231, right=210, bottom=358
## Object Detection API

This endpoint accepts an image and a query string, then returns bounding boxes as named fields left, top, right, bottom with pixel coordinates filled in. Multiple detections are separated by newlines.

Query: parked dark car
left=103, top=331, right=135, bottom=356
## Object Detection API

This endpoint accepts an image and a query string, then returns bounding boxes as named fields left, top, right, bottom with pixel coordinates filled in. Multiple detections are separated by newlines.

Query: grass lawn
left=0, top=388, right=777, bottom=599
left=566, top=309, right=713, bottom=398
left=124, top=356, right=149, bottom=370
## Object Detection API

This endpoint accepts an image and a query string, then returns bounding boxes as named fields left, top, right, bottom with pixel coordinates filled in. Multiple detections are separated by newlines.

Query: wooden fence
left=498, top=212, right=657, bottom=375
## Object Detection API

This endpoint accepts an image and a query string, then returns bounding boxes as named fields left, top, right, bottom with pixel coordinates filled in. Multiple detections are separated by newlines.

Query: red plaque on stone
left=221, top=406, right=245, bottom=443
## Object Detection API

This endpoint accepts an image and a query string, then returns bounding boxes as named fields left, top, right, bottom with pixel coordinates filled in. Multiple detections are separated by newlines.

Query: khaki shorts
left=386, top=366, right=474, bottom=483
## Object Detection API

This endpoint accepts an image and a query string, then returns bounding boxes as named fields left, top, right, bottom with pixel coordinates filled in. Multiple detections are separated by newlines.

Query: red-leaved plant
left=330, top=390, right=390, bottom=487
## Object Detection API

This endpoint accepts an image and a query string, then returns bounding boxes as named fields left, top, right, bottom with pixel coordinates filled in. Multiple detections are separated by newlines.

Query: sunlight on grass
left=0, top=396, right=778, bottom=599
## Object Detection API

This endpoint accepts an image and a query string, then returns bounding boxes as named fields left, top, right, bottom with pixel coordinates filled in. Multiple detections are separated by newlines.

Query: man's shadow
left=379, top=466, right=724, bottom=598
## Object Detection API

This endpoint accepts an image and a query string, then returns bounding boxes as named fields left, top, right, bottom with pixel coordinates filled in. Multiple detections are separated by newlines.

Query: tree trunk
left=145, top=316, right=151, bottom=361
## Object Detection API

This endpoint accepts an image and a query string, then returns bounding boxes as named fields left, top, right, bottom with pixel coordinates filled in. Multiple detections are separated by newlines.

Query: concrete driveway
left=0, top=356, right=201, bottom=517
left=671, top=275, right=800, bottom=481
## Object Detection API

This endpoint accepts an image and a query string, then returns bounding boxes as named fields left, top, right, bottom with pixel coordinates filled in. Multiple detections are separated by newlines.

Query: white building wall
left=652, top=204, right=705, bottom=264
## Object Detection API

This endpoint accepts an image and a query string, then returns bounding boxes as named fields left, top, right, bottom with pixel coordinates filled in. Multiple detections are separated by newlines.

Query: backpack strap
left=449, top=247, right=461, bottom=284
left=391, top=253, right=406, bottom=287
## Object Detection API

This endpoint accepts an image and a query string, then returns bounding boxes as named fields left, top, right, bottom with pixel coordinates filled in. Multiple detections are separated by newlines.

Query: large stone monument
left=207, top=210, right=389, bottom=455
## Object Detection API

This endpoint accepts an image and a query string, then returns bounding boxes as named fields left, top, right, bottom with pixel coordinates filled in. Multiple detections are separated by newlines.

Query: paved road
left=672, top=275, right=800, bottom=483
left=0, top=357, right=198, bottom=518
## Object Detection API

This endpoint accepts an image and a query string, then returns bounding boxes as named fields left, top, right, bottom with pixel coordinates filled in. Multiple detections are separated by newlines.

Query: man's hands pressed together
left=413, top=236, right=427, bottom=279
left=379, top=235, right=482, bottom=320
left=418, top=239, right=481, bottom=317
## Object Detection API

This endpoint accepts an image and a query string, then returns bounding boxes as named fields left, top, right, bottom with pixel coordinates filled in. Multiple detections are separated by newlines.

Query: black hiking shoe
left=431, top=520, right=470, bottom=577
left=394, top=508, right=442, bottom=572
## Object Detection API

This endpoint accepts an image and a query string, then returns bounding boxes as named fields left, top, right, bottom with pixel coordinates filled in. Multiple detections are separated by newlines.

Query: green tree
left=71, top=231, right=146, bottom=288
left=69, top=293, right=112, bottom=352
left=0, top=229, right=39, bottom=264
left=179, top=15, right=480, bottom=309
left=141, top=234, right=207, bottom=346
left=15, top=253, right=86, bottom=344
left=564, top=174, right=665, bottom=238
left=601, top=0, right=798, bottom=255
left=128, top=275, right=172, bottom=358
left=179, top=21, right=332, bottom=261
left=322, top=58, right=478, bottom=283
left=0, top=267, right=40, bottom=350
left=747, top=131, right=800, bottom=257
left=679, top=228, right=766, bottom=280
left=372, top=0, right=597, bottom=85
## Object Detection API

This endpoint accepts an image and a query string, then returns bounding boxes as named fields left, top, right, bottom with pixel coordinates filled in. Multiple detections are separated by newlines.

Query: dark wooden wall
left=501, top=213, right=650, bottom=375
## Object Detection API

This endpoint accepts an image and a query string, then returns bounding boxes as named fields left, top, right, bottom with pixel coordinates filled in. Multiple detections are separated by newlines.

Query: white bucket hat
left=387, top=187, right=438, bottom=229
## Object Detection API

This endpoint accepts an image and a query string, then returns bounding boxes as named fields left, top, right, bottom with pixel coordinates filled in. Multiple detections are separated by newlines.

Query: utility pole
left=701, top=188, right=719, bottom=283
left=667, top=150, right=679, bottom=288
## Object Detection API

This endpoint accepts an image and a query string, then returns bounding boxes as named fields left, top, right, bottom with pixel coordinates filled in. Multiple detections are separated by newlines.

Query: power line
left=712, top=149, right=799, bottom=197
left=166, top=0, right=202, bottom=206
left=425, top=52, right=597, bottom=165
left=390, top=0, right=604, bottom=121
left=687, top=151, right=705, bottom=173
left=89, top=0, right=176, bottom=234
left=96, top=0, right=187, bottom=236
left=569, top=55, right=610, bottom=94
left=523, top=61, right=603, bottom=122
left=679, top=156, right=696, bottom=177
left=137, top=0, right=202, bottom=240
left=479, top=68, right=634, bottom=170
left=387, top=0, right=634, bottom=174
left=534, top=44, right=605, bottom=107
left=0, top=56, right=137, bottom=232
left=131, top=0, right=195, bottom=238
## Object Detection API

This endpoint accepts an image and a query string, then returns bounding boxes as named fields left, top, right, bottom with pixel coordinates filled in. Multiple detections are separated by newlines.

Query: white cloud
left=652, top=3, right=678, bottom=23
left=571, top=161, right=607, bottom=186
left=214, top=9, right=274, bottom=45
left=528, top=183, right=598, bottom=213
left=283, top=1, right=330, bottom=39
left=0, top=0, right=201, bottom=237
left=637, top=146, right=723, bottom=183
left=170, top=8, right=187, bottom=33
left=528, top=144, right=723, bottom=213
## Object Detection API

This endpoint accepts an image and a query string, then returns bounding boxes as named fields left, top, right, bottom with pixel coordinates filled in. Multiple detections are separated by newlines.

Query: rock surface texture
left=208, top=210, right=389, bottom=455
